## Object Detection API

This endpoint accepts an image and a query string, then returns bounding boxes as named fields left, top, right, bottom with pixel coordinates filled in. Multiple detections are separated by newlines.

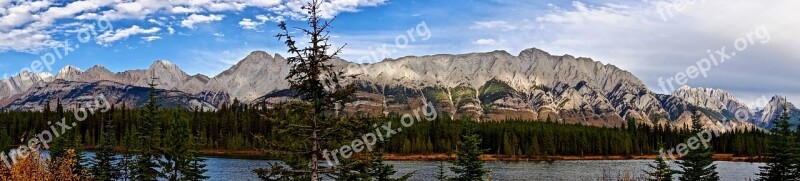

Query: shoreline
left=382, top=153, right=763, bottom=162
left=17, top=146, right=762, bottom=163
left=194, top=150, right=763, bottom=162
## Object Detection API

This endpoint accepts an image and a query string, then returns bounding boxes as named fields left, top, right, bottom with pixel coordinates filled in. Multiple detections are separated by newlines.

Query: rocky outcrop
left=671, top=85, right=753, bottom=121
left=205, top=51, right=291, bottom=101
left=0, top=71, right=52, bottom=103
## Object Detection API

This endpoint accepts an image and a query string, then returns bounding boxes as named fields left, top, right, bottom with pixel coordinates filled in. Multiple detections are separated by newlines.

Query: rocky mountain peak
left=0, top=71, right=52, bottom=101
left=37, top=72, right=53, bottom=82
left=247, top=51, right=273, bottom=60
left=518, top=47, right=553, bottom=61
left=55, top=65, right=83, bottom=80
left=671, top=85, right=752, bottom=121
left=750, top=95, right=799, bottom=128
left=206, top=50, right=290, bottom=101
left=86, top=65, right=110, bottom=72
left=150, top=60, right=180, bottom=71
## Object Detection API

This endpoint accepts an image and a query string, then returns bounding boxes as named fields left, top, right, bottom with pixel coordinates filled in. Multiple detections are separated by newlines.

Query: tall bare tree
left=253, top=0, right=358, bottom=180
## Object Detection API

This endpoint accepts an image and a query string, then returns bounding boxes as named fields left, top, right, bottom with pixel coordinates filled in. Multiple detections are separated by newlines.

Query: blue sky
left=1, top=0, right=799, bottom=106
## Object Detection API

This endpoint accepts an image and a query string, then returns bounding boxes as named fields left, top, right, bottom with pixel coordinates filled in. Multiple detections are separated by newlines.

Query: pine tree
left=527, top=135, right=540, bottom=157
left=758, top=104, right=795, bottom=181
left=677, top=112, right=719, bottom=181
left=435, top=161, right=448, bottom=181
left=367, top=150, right=412, bottom=181
left=450, top=120, right=485, bottom=181
left=182, top=133, right=209, bottom=181
left=251, top=0, right=359, bottom=180
left=50, top=99, right=70, bottom=159
left=133, top=78, right=164, bottom=181
left=0, top=125, right=9, bottom=151
left=72, top=125, right=87, bottom=174
left=91, top=118, right=121, bottom=180
left=502, top=133, right=513, bottom=156
left=119, top=151, right=137, bottom=181
left=645, top=148, right=674, bottom=181
left=541, top=130, right=556, bottom=156
left=161, top=115, right=190, bottom=181
left=49, top=115, right=84, bottom=174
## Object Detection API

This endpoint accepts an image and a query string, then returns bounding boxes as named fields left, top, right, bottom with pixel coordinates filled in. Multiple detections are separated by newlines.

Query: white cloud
left=168, top=26, right=175, bottom=34
left=141, top=36, right=161, bottom=42
left=535, top=1, right=628, bottom=24
left=470, top=21, right=518, bottom=31
left=147, top=18, right=166, bottom=26
left=0, top=1, right=52, bottom=31
left=473, top=39, right=498, bottom=46
left=0, top=25, right=59, bottom=52
left=238, top=14, right=281, bottom=30
left=255, top=15, right=270, bottom=22
left=96, top=25, right=161, bottom=45
left=180, top=14, right=224, bottom=29
left=0, top=0, right=386, bottom=52
left=279, top=0, right=386, bottom=19
left=250, top=0, right=282, bottom=7
left=171, top=6, right=200, bottom=13
left=239, top=18, right=260, bottom=30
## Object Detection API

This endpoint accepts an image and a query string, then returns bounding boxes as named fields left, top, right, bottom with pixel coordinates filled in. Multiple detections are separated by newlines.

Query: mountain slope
left=4, top=79, right=216, bottom=111
left=0, top=47, right=770, bottom=131
left=751, top=96, right=800, bottom=128
left=671, top=85, right=753, bottom=121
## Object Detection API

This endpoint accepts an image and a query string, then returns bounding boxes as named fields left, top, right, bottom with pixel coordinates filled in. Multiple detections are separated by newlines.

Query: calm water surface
left=74, top=152, right=761, bottom=180
left=198, top=158, right=763, bottom=181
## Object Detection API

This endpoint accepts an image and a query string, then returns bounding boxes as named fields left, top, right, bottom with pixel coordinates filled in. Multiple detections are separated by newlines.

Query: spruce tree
left=0, top=125, right=9, bottom=151
left=182, top=133, right=209, bottom=181
left=645, top=148, right=674, bottom=181
left=450, top=120, right=485, bottom=181
left=251, top=0, right=359, bottom=180
left=91, top=118, right=121, bottom=180
left=677, top=112, right=719, bottom=181
left=758, top=105, right=796, bottom=181
left=49, top=100, right=85, bottom=174
left=119, top=150, right=137, bottom=181
left=435, top=161, right=448, bottom=181
left=367, top=150, right=412, bottom=181
left=328, top=131, right=411, bottom=181
left=50, top=99, right=69, bottom=158
left=134, top=78, right=164, bottom=180
left=161, top=115, right=190, bottom=181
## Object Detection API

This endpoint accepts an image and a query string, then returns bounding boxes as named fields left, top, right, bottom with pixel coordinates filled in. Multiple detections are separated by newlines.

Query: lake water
left=77, top=152, right=764, bottom=180
left=199, top=157, right=763, bottom=181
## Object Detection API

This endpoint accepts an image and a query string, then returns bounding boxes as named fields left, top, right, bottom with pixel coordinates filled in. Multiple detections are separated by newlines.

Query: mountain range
left=1, top=48, right=794, bottom=131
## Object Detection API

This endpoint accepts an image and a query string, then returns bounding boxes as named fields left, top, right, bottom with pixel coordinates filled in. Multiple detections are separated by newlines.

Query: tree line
left=384, top=113, right=767, bottom=157
left=0, top=103, right=769, bottom=158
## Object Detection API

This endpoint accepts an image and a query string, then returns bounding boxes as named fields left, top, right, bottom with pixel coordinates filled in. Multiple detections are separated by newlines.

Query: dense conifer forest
left=0, top=101, right=768, bottom=157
